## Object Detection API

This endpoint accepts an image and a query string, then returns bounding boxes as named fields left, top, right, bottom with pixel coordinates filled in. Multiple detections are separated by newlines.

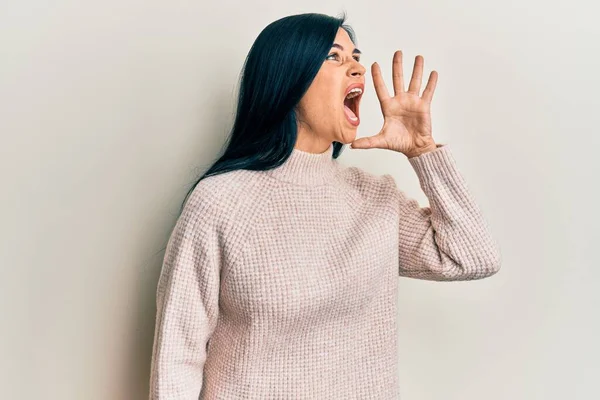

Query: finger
left=421, top=70, right=438, bottom=103
left=350, top=132, right=387, bottom=149
left=371, top=62, right=390, bottom=102
left=392, top=50, right=405, bottom=96
left=407, top=55, right=424, bottom=95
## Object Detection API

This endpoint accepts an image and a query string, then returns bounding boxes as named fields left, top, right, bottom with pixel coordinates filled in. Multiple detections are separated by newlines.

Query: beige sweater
left=149, top=142, right=502, bottom=399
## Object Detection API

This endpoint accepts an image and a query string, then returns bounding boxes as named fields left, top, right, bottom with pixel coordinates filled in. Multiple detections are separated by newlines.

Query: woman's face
left=295, top=28, right=366, bottom=148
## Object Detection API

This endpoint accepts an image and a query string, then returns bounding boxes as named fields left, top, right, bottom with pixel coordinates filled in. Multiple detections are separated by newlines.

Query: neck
left=264, top=142, right=340, bottom=186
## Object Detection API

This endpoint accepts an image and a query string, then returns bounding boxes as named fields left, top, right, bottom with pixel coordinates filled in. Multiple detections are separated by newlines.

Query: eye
left=326, top=52, right=340, bottom=61
left=326, top=52, right=361, bottom=63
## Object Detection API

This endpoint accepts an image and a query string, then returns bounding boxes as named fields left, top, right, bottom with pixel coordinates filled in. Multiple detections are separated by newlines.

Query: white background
left=1, top=1, right=598, bottom=399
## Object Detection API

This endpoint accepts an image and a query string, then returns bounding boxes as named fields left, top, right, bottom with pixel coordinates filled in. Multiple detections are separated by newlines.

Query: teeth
left=345, top=87, right=362, bottom=99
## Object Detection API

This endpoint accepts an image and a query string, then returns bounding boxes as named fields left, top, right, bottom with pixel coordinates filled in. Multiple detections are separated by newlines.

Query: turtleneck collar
left=264, top=143, right=340, bottom=186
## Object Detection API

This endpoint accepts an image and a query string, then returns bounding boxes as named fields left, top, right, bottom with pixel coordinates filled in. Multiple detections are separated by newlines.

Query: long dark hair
left=178, top=12, right=357, bottom=215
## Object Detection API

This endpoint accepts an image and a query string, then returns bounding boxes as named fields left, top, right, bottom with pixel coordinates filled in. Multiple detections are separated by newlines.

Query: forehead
left=331, top=28, right=361, bottom=55
left=334, top=28, right=353, bottom=46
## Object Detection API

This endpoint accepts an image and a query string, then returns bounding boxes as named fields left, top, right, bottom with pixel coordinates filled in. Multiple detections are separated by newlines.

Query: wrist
left=407, top=142, right=438, bottom=158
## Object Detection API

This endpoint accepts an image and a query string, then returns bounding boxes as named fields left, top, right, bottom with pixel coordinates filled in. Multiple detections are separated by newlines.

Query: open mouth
left=343, top=86, right=363, bottom=125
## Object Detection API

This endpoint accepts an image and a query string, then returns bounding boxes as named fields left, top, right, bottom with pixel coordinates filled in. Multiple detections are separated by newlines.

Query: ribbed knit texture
left=149, top=142, right=502, bottom=399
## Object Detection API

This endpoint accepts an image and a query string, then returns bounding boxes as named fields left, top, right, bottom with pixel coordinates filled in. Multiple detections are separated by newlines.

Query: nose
left=348, top=59, right=366, bottom=78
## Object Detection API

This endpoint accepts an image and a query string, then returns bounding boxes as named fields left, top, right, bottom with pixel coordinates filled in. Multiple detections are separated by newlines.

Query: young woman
left=149, top=12, right=501, bottom=399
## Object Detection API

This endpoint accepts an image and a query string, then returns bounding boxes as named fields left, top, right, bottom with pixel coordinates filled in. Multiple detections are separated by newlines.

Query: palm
left=351, top=51, right=437, bottom=157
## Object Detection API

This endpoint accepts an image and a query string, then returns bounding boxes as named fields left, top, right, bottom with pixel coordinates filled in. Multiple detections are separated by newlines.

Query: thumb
left=350, top=133, right=386, bottom=149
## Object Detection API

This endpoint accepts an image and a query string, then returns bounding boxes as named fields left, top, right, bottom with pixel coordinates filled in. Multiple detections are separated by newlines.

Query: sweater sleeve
left=390, top=143, right=502, bottom=281
left=149, top=209, right=221, bottom=399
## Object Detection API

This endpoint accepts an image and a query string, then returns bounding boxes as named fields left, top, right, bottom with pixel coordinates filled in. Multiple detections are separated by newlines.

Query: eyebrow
left=332, top=43, right=362, bottom=55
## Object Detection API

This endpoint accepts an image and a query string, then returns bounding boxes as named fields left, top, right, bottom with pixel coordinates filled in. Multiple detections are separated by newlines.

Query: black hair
left=178, top=11, right=357, bottom=215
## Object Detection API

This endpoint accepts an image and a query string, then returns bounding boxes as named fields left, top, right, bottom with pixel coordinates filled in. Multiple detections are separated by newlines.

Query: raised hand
left=350, top=50, right=438, bottom=158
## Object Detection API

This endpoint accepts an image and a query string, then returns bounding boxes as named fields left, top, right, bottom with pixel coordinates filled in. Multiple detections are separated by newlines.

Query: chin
left=337, top=132, right=357, bottom=145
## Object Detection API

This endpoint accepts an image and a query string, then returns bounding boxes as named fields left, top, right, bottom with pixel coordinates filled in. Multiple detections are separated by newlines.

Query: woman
left=149, top=12, right=501, bottom=399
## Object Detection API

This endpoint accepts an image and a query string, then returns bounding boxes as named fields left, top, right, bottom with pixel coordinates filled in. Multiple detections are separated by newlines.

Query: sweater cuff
left=407, top=144, right=461, bottom=184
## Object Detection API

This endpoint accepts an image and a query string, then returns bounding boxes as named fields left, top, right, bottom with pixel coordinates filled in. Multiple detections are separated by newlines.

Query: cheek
left=298, top=80, right=342, bottom=125
left=305, top=94, right=338, bottom=120
left=317, top=88, right=340, bottom=115
left=319, top=98, right=340, bottom=125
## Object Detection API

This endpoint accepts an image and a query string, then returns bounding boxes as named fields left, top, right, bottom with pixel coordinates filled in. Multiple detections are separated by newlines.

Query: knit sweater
left=149, top=142, right=502, bottom=399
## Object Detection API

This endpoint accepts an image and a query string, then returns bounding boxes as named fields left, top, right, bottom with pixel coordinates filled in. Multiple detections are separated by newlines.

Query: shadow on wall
left=122, top=87, right=235, bottom=398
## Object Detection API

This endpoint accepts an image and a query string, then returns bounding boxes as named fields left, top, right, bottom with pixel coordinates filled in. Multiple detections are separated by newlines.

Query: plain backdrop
left=1, top=1, right=599, bottom=399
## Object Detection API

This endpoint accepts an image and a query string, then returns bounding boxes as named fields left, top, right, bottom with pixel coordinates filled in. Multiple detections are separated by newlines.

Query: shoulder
left=180, top=168, right=276, bottom=232
left=338, top=165, right=399, bottom=202
left=185, top=169, right=252, bottom=207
